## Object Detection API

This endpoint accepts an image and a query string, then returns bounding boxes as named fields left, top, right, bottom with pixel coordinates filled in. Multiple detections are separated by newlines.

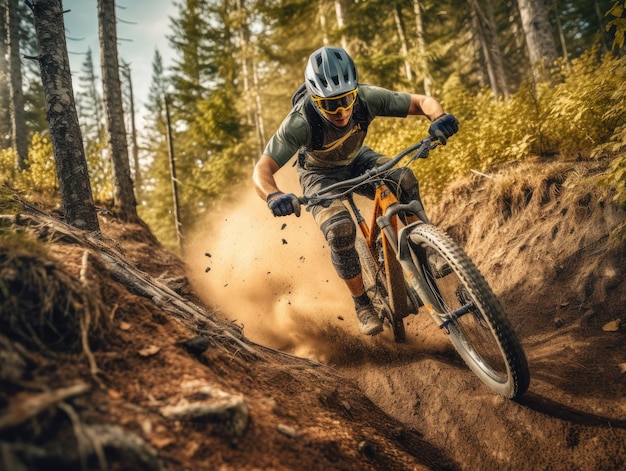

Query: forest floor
left=0, top=152, right=625, bottom=470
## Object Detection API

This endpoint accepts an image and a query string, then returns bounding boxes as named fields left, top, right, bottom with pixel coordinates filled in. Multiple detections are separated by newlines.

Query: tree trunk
left=0, top=2, right=11, bottom=150
left=252, top=60, right=265, bottom=156
left=334, top=0, right=348, bottom=52
left=98, top=0, right=137, bottom=222
left=412, top=0, right=431, bottom=96
left=593, top=0, right=610, bottom=53
left=483, top=0, right=509, bottom=97
left=164, top=96, right=182, bottom=250
left=318, top=1, right=329, bottom=46
left=121, top=63, right=141, bottom=203
left=470, top=3, right=498, bottom=96
left=392, top=5, right=412, bottom=83
left=30, top=0, right=100, bottom=232
left=7, top=0, right=28, bottom=169
left=516, top=0, right=558, bottom=82
left=551, top=0, right=569, bottom=63
left=471, top=0, right=510, bottom=98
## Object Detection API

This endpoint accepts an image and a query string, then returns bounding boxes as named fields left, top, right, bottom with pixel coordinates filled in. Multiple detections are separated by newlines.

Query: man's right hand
left=267, top=191, right=301, bottom=217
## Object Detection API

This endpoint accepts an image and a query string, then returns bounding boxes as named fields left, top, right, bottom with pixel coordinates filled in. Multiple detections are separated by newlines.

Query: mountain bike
left=300, top=136, right=530, bottom=399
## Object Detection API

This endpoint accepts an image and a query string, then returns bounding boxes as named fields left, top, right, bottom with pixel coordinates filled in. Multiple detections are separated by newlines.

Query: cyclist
left=252, top=46, right=458, bottom=336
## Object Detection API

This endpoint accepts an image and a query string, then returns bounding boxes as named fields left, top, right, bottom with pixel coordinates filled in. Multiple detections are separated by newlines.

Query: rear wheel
left=355, top=237, right=406, bottom=342
left=407, top=224, right=530, bottom=399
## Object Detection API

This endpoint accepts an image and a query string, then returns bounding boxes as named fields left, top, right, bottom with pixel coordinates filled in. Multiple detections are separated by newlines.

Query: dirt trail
left=185, top=156, right=626, bottom=470
left=1, top=155, right=624, bottom=470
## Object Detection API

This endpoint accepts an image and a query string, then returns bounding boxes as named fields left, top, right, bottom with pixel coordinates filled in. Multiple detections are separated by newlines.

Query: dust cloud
left=184, top=170, right=365, bottom=362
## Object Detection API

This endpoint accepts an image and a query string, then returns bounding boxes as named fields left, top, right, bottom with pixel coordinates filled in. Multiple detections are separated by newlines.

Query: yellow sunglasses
left=312, top=89, right=358, bottom=115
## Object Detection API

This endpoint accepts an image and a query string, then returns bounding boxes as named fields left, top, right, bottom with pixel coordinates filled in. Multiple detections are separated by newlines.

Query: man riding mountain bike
left=252, top=46, right=458, bottom=336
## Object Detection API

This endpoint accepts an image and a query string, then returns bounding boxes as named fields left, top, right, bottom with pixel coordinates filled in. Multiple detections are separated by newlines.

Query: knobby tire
left=407, top=224, right=530, bottom=399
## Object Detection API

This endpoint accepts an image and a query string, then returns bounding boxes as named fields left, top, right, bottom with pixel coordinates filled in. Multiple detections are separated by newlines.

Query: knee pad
left=321, top=211, right=356, bottom=252
left=320, top=212, right=361, bottom=279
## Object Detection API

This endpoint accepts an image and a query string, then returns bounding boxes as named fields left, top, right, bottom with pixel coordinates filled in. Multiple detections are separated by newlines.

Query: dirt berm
left=0, top=153, right=624, bottom=470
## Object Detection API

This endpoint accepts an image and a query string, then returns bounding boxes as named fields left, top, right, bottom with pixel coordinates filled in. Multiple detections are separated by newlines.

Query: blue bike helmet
left=305, top=46, right=358, bottom=98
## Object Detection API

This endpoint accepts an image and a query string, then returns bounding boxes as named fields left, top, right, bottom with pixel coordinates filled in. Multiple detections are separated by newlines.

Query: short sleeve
left=263, top=112, right=311, bottom=168
left=358, top=84, right=411, bottom=119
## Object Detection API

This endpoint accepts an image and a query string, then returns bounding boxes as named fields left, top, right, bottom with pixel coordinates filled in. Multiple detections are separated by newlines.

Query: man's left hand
left=428, top=113, right=459, bottom=145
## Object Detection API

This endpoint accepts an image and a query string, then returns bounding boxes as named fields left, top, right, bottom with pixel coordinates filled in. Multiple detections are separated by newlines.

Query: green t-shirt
left=264, top=84, right=411, bottom=169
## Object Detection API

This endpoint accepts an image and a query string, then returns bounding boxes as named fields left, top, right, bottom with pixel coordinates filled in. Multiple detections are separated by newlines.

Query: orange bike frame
left=351, top=183, right=410, bottom=321
left=357, top=185, right=399, bottom=259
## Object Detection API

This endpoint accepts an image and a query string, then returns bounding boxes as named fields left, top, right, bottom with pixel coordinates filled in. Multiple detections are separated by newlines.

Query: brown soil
left=1, top=154, right=625, bottom=471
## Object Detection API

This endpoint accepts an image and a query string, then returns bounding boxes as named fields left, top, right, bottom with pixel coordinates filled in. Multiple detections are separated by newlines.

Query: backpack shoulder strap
left=291, top=82, right=308, bottom=107
left=302, top=98, right=325, bottom=150
left=295, top=85, right=371, bottom=150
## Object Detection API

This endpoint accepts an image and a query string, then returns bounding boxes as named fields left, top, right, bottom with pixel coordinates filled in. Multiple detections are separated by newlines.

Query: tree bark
left=98, top=0, right=137, bottom=221
left=7, top=0, right=28, bottom=169
left=470, top=4, right=498, bottom=95
left=0, top=2, right=11, bottom=150
left=551, top=0, right=569, bottom=63
left=318, top=0, right=329, bottom=46
left=334, top=0, right=348, bottom=52
left=516, top=0, right=558, bottom=82
left=412, top=0, right=431, bottom=96
left=121, top=63, right=141, bottom=203
left=31, top=0, right=100, bottom=232
left=471, top=0, right=510, bottom=98
left=393, top=5, right=412, bottom=83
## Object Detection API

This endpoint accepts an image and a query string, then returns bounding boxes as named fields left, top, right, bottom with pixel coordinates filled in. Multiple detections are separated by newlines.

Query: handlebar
left=300, top=136, right=440, bottom=205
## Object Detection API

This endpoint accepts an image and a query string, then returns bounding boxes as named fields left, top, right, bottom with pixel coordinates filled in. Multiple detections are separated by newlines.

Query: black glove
left=267, top=191, right=301, bottom=217
left=428, top=113, right=459, bottom=145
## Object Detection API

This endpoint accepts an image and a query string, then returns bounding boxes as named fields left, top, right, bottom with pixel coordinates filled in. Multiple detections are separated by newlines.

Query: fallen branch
left=470, top=169, right=494, bottom=179
left=0, top=383, right=90, bottom=431
left=10, top=195, right=258, bottom=359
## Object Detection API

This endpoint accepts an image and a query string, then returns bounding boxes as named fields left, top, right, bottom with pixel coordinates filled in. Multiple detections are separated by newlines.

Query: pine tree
left=76, top=47, right=111, bottom=202
left=30, top=0, right=99, bottom=232
left=7, top=0, right=28, bottom=169
left=97, top=0, right=137, bottom=221
left=517, top=0, right=559, bottom=82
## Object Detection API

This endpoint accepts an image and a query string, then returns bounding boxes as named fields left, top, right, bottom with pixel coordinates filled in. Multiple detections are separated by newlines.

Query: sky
left=63, top=0, right=179, bottom=121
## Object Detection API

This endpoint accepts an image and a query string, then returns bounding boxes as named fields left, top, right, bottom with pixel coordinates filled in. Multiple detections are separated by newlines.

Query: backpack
left=290, top=82, right=370, bottom=151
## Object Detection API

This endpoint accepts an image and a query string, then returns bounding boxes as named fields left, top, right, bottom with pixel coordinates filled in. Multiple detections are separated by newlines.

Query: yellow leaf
left=602, top=319, right=621, bottom=332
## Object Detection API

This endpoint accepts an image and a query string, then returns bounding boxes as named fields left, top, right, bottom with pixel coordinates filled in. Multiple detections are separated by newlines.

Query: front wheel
left=407, top=224, right=530, bottom=399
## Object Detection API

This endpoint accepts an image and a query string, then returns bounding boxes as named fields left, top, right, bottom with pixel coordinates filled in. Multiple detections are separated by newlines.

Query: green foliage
left=0, top=133, right=58, bottom=205
left=606, top=1, right=626, bottom=49
left=547, top=50, right=626, bottom=156
left=366, top=49, right=626, bottom=208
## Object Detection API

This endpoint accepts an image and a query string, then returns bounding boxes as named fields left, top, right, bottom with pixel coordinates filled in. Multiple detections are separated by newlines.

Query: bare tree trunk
left=593, top=0, right=610, bottom=53
left=551, top=0, right=569, bottom=63
left=0, top=2, right=11, bottom=150
left=98, top=0, right=137, bottom=222
left=393, top=5, right=412, bottom=83
left=483, top=0, right=509, bottom=97
left=412, top=0, right=431, bottom=96
left=516, top=0, right=558, bottom=82
left=319, top=0, right=329, bottom=46
left=30, top=0, right=100, bottom=232
left=334, top=0, right=348, bottom=52
left=471, top=0, right=510, bottom=98
left=121, top=63, right=141, bottom=203
left=252, top=59, right=265, bottom=156
left=7, top=0, right=28, bottom=170
left=164, top=96, right=182, bottom=251
left=470, top=4, right=499, bottom=96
